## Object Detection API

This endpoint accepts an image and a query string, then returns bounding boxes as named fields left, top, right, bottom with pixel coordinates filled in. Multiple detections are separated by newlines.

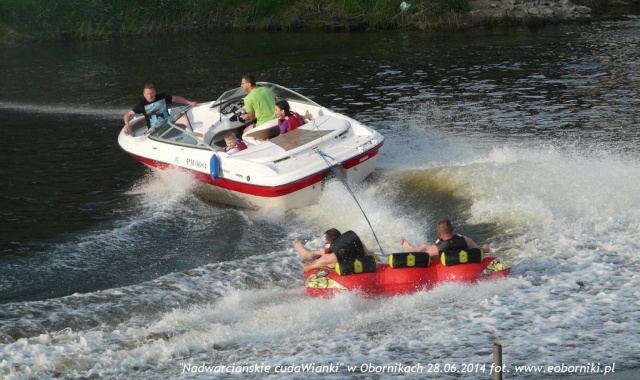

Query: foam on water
left=280, top=123, right=640, bottom=375
left=288, top=178, right=425, bottom=255
left=0, top=101, right=123, bottom=118
left=454, top=143, right=640, bottom=261
left=4, top=125, right=640, bottom=378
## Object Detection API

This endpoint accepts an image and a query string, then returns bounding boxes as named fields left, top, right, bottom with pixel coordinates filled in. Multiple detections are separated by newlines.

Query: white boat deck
left=269, top=128, right=334, bottom=152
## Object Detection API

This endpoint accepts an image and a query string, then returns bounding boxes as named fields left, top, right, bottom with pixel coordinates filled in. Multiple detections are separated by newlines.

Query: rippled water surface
left=1, top=18, right=639, bottom=379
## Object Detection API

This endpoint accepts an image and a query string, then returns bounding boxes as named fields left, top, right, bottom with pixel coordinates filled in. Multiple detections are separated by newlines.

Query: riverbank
left=466, top=0, right=638, bottom=26
left=1, top=0, right=639, bottom=46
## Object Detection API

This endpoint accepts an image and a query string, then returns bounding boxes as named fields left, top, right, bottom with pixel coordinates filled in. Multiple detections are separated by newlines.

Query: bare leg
left=294, top=238, right=321, bottom=260
left=400, top=237, right=415, bottom=251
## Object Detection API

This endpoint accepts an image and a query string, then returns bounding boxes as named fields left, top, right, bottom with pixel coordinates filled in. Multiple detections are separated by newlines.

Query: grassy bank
left=0, top=0, right=470, bottom=45
left=1, top=0, right=637, bottom=46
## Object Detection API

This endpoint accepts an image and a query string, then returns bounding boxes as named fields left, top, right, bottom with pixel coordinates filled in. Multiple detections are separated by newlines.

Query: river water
left=1, top=17, right=639, bottom=379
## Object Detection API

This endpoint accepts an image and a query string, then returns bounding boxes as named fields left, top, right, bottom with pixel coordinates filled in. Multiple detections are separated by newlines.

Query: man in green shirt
left=241, top=74, right=276, bottom=134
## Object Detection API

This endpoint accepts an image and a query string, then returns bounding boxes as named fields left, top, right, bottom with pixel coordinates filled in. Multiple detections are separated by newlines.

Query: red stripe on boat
left=342, top=144, right=382, bottom=169
left=130, top=142, right=382, bottom=198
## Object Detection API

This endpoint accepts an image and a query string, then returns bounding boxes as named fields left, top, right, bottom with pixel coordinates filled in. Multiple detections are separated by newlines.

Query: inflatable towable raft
left=303, top=232, right=511, bottom=298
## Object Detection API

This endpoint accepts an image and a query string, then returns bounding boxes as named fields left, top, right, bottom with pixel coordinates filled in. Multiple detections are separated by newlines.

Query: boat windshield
left=148, top=112, right=208, bottom=148
left=210, top=82, right=320, bottom=108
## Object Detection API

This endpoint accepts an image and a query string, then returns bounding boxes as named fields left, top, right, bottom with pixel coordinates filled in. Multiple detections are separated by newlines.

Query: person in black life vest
left=400, top=219, right=490, bottom=257
left=294, top=228, right=373, bottom=272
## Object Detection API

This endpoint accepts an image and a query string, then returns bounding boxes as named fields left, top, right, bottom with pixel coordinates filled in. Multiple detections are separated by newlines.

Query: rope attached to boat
left=317, top=150, right=385, bottom=255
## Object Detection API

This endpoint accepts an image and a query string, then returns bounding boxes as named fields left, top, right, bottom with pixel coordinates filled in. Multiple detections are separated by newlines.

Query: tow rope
left=317, top=149, right=385, bottom=255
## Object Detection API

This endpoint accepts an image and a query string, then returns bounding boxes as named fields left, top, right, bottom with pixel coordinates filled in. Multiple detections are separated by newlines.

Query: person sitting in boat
left=400, top=219, right=490, bottom=257
left=275, top=100, right=305, bottom=135
left=123, top=83, right=198, bottom=134
left=294, top=228, right=373, bottom=272
left=223, top=132, right=247, bottom=154
left=240, top=74, right=277, bottom=134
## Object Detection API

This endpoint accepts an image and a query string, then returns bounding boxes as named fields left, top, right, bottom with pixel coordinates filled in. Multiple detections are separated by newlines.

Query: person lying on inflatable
left=293, top=228, right=373, bottom=272
left=400, top=219, right=490, bottom=257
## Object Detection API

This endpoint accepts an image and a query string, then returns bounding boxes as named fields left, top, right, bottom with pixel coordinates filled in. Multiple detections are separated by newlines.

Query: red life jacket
left=278, top=112, right=304, bottom=133
left=224, top=140, right=247, bottom=153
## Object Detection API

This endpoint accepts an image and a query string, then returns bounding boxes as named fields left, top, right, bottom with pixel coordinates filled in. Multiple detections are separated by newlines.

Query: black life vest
left=437, top=235, right=483, bottom=266
left=330, top=230, right=377, bottom=276
left=436, top=235, right=468, bottom=255
left=329, top=230, right=365, bottom=263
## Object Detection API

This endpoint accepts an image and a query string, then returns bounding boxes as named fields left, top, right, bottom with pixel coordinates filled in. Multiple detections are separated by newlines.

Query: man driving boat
left=239, top=74, right=277, bottom=135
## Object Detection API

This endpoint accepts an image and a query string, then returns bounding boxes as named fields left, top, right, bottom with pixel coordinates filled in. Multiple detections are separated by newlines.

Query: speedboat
left=118, top=83, right=384, bottom=209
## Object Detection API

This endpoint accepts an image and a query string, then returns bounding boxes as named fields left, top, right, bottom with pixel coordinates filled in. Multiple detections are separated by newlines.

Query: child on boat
left=223, top=131, right=247, bottom=154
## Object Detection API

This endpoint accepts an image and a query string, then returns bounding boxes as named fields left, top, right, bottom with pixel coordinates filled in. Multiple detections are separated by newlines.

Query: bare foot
left=304, top=111, right=313, bottom=120
left=400, top=237, right=413, bottom=251
left=293, top=238, right=307, bottom=258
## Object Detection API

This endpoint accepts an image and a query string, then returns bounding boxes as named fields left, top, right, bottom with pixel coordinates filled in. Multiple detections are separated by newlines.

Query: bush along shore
left=1, top=0, right=639, bottom=46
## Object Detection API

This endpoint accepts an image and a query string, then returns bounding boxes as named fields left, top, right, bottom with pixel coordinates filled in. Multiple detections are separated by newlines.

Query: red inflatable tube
left=303, top=255, right=511, bottom=298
